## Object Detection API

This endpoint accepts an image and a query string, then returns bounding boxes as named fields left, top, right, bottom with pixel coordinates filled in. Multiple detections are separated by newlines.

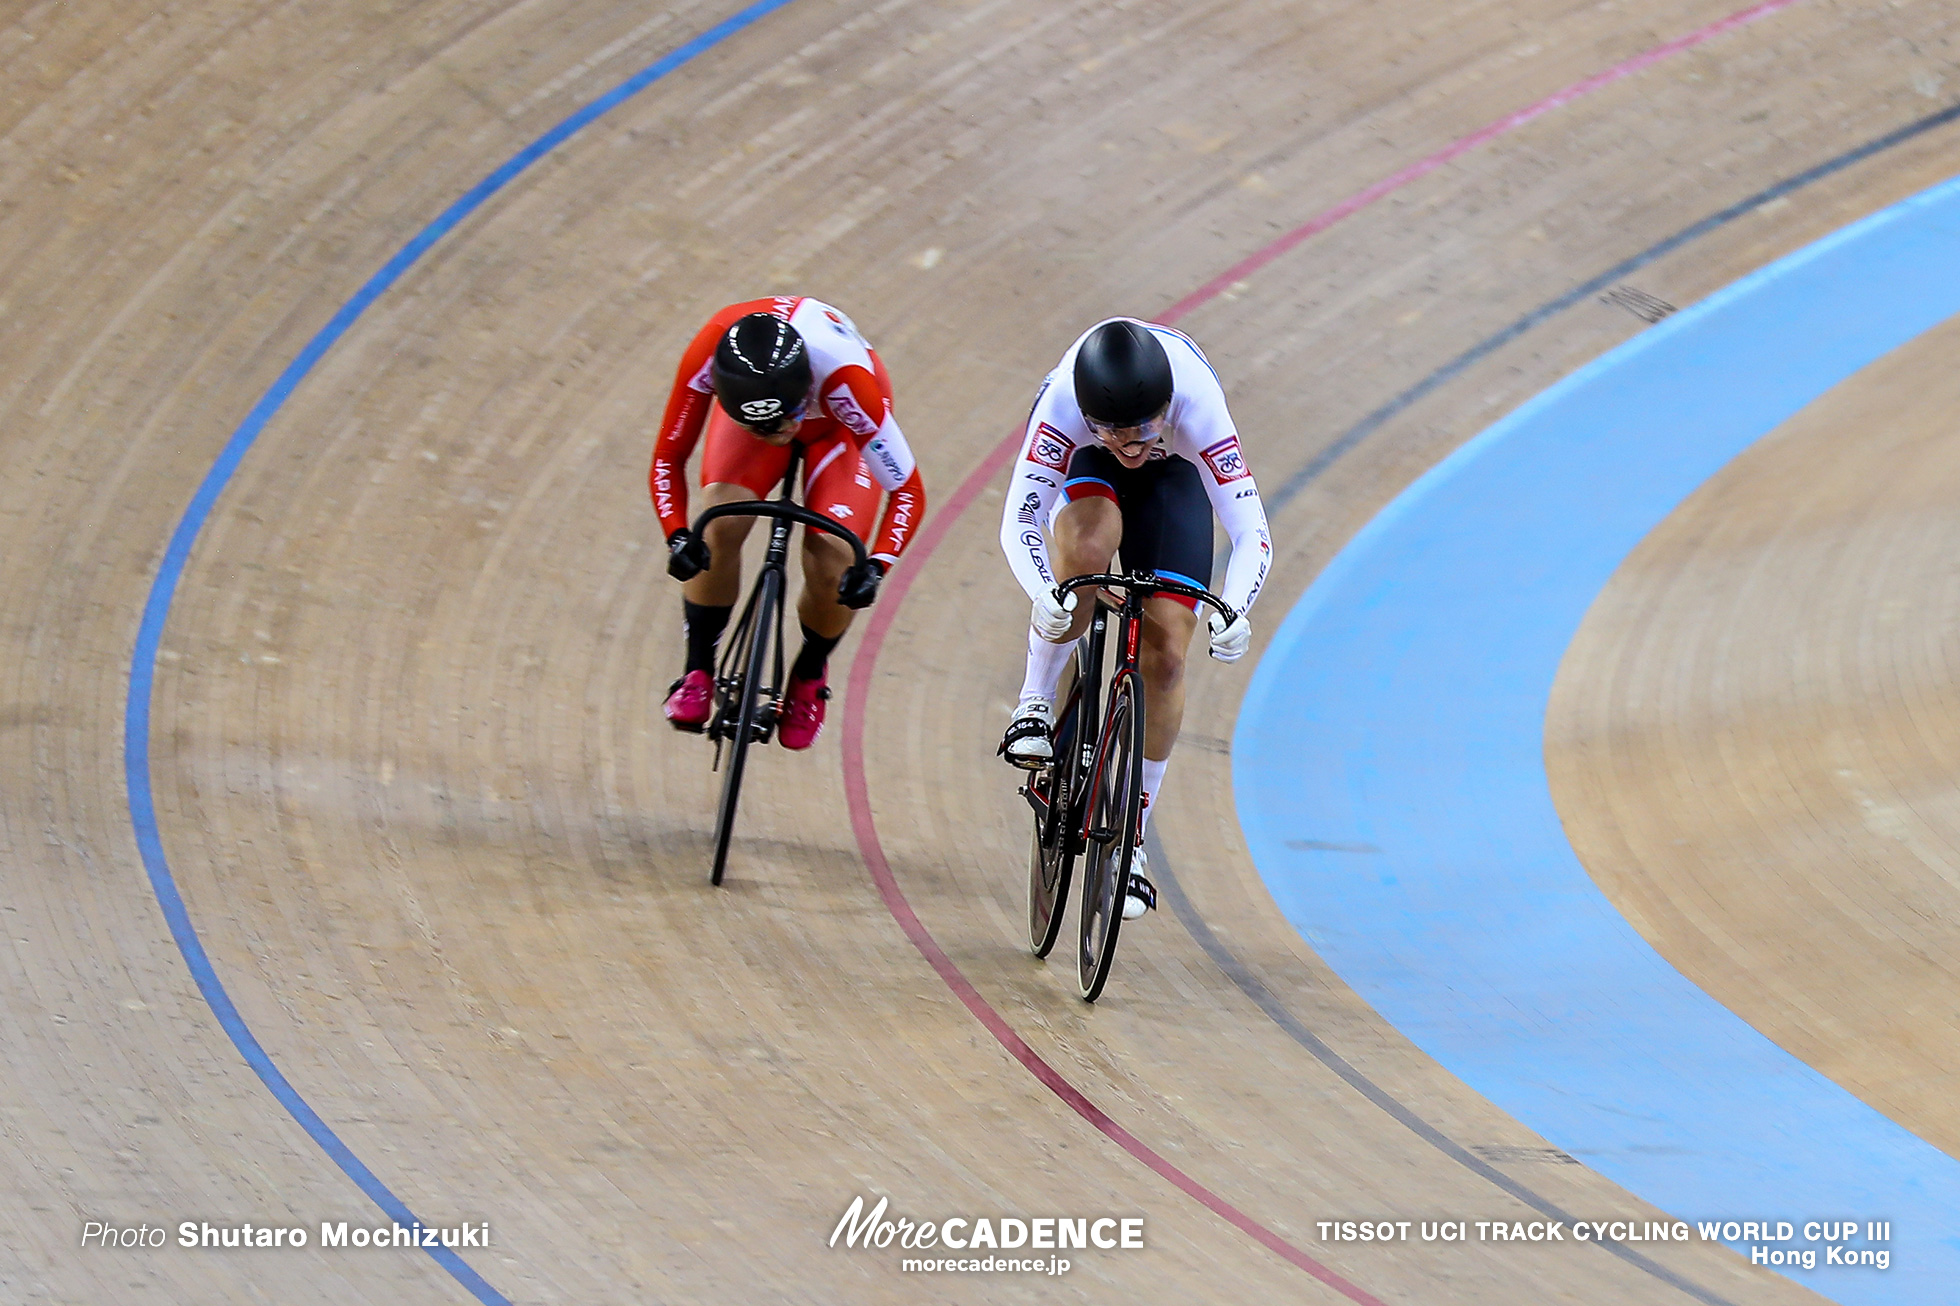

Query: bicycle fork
left=709, top=514, right=795, bottom=769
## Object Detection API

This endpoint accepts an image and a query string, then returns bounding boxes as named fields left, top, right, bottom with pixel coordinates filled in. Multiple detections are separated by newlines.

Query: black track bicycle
left=1020, top=571, right=1237, bottom=1001
left=689, top=446, right=868, bottom=886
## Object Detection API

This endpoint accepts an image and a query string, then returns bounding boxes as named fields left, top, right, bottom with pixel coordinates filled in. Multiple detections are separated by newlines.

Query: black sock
left=682, top=601, right=732, bottom=674
left=792, top=623, right=842, bottom=681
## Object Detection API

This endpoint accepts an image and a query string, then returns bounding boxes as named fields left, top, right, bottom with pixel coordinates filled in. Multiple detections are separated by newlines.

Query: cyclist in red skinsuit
left=651, top=296, right=927, bottom=749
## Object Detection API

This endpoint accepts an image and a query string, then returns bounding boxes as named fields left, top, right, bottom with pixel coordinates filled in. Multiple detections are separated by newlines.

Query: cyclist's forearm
left=1218, top=501, right=1271, bottom=615
left=869, top=470, right=926, bottom=565
left=1000, top=423, right=1070, bottom=601
left=1000, top=491, right=1061, bottom=603
left=650, top=388, right=712, bottom=535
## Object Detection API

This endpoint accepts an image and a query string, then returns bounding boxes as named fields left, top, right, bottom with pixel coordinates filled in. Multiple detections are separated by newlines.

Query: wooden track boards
left=1550, top=313, right=1960, bottom=1170
left=2, top=0, right=1956, bottom=1300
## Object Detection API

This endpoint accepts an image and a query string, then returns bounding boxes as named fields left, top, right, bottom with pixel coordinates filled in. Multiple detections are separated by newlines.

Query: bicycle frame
left=691, top=447, right=870, bottom=761
left=687, top=443, right=868, bottom=885
left=1019, top=568, right=1238, bottom=993
left=1024, top=571, right=1237, bottom=850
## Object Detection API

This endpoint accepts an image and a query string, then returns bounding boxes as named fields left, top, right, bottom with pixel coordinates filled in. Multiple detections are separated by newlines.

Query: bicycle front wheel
left=1027, top=654, right=1084, bottom=957
left=711, top=566, right=781, bottom=886
left=1077, top=670, right=1143, bottom=1001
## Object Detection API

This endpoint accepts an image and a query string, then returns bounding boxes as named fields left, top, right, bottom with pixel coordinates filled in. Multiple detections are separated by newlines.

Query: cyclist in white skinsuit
left=998, top=318, right=1271, bottom=919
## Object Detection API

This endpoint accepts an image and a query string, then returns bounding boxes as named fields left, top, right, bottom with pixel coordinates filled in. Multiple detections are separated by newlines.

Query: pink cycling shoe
left=777, top=671, right=831, bottom=750
left=663, top=669, right=713, bottom=732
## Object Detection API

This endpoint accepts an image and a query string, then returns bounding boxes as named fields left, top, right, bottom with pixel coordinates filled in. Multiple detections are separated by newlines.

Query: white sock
left=1018, top=627, right=1073, bottom=707
left=1140, top=756, right=1169, bottom=835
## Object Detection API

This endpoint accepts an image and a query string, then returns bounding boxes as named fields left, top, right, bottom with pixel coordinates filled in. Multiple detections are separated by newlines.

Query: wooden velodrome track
left=5, top=0, right=1959, bottom=1301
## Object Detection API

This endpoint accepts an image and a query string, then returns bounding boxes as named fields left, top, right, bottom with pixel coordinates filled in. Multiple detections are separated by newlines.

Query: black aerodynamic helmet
left=1072, top=319, right=1172, bottom=428
left=712, top=312, right=813, bottom=433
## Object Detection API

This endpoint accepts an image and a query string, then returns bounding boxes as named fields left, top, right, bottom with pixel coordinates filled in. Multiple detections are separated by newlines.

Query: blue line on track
left=1236, top=174, right=1960, bottom=1303
left=123, top=2, right=798, bottom=1300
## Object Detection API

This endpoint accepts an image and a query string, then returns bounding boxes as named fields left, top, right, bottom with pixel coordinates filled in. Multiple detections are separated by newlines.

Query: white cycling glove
left=1032, top=587, right=1078, bottom=642
left=1207, top=610, right=1251, bottom=662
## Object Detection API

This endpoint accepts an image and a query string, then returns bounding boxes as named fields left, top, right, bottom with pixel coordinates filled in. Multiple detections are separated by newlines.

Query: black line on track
left=1164, top=96, right=1960, bottom=1306
left=1149, top=831, right=1735, bottom=1306
left=1268, top=95, right=1960, bottom=516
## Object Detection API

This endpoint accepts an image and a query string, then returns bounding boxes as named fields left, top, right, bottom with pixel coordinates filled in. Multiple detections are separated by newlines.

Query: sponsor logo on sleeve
left=863, top=433, right=911, bottom=485
left=688, top=358, right=714, bottom=392
left=1028, top=423, right=1075, bottom=474
left=826, top=383, right=882, bottom=438
left=1016, top=491, right=1043, bottom=526
left=1019, top=530, right=1054, bottom=584
left=821, top=305, right=869, bottom=346
left=1199, top=435, right=1249, bottom=483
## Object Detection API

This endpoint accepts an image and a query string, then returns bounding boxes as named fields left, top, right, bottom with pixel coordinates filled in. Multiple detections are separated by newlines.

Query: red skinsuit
left=649, top=296, right=927, bottom=566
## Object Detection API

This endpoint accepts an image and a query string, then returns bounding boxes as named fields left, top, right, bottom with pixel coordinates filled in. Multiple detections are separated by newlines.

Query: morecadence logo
left=829, top=1193, right=1144, bottom=1274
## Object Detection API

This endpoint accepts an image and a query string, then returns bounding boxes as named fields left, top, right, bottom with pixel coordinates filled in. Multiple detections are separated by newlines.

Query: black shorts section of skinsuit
left=1064, top=445, right=1213, bottom=589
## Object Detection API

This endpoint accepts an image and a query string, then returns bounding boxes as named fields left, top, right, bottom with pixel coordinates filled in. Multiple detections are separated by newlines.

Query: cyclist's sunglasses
left=1085, top=408, right=1169, bottom=455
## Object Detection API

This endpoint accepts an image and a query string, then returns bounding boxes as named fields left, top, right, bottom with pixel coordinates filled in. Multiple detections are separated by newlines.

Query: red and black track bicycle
left=1020, top=571, right=1237, bottom=1001
left=689, top=446, right=867, bottom=886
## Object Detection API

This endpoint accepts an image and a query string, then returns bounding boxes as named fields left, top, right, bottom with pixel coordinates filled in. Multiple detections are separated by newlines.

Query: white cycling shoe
left=999, top=697, right=1054, bottom=768
left=1122, top=845, right=1157, bottom=921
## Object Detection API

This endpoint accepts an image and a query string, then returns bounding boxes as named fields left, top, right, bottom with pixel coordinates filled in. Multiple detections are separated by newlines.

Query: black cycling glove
left=837, top=558, right=886, bottom=610
left=667, top=528, right=711, bottom=581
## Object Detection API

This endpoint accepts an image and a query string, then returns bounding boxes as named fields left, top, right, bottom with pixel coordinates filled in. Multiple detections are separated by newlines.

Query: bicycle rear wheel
left=1026, top=654, right=1084, bottom=957
left=1077, top=670, right=1143, bottom=1001
left=710, top=566, right=781, bottom=886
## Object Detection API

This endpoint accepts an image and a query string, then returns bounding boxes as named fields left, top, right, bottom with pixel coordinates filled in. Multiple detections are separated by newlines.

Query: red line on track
left=837, top=1, right=1796, bottom=1291
left=843, top=447, right=1384, bottom=1303
left=1160, top=0, right=1801, bottom=323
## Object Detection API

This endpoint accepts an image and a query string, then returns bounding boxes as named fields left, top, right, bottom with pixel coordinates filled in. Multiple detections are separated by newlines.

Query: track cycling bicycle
left=688, top=445, right=870, bottom=886
left=1019, top=571, right=1238, bottom=1001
